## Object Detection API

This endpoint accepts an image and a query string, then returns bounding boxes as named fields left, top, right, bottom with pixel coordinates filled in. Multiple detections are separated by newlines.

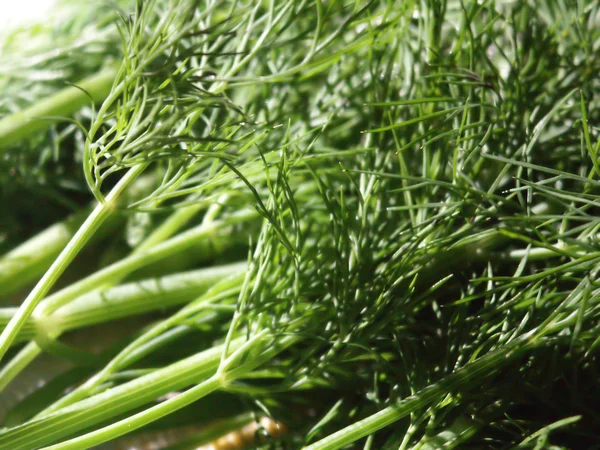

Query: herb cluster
left=1, top=0, right=600, bottom=449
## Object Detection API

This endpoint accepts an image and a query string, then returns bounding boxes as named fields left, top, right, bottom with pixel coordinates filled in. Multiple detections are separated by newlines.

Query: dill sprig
left=1, top=0, right=600, bottom=449
left=0, top=0, right=131, bottom=247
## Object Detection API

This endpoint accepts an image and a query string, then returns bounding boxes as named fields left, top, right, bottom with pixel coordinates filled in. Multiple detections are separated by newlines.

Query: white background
left=0, top=0, right=57, bottom=31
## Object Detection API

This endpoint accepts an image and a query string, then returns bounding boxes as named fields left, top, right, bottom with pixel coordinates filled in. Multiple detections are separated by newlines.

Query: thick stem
left=46, top=376, right=223, bottom=450
left=0, top=66, right=117, bottom=150
left=134, top=204, right=205, bottom=252
left=0, top=212, right=86, bottom=301
left=0, top=164, right=146, bottom=362
left=42, top=334, right=300, bottom=450
left=0, top=208, right=253, bottom=395
left=52, top=261, right=245, bottom=332
left=0, top=262, right=246, bottom=340
left=37, top=208, right=256, bottom=316
left=0, top=338, right=243, bottom=449
left=38, top=279, right=244, bottom=416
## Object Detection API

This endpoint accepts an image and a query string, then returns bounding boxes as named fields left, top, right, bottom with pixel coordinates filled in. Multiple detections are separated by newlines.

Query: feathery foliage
left=1, top=0, right=600, bottom=449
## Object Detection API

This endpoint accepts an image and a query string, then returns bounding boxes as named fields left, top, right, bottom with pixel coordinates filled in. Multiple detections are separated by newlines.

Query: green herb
left=1, top=0, right=600, bottom=449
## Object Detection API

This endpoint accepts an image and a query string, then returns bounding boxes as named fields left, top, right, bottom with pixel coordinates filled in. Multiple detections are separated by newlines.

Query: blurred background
left=0, top=0, right=57, bottom=31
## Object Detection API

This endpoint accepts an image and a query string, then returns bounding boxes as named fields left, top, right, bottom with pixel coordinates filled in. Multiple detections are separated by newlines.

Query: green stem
left=37, top=208, right=256, bottom=316
left=0, top=205, right=129, bottom=302
left=0, top=211, right=86, bottom=301
left=506, top=242, right=590, bottom=261
left=38, top=278, right=244, bottom=416
left=0, top=262, right=246, bottom=340
left=134, top=204, right=205, bottom=252
left=0, top=342, right=40, bottom=392
left=0, top=323, right=302, bottom=448
left=303, top=337, right=541, bottom=450
left=0, top=164, right=146, bottom=362
left=0, top=338, right=243, bottom=449
left=42, top=333, right=300, bottom=450
left=52, top=262, right=246, bottom=331
left=45, top=376, right=223, bottom=450
left=0, top=170, right=180, bottom=303
left=0, top=66, right=117, bottom=150
left=0, top=310, right=37, bottom=341
left=0, top=208, right=253, bottom=395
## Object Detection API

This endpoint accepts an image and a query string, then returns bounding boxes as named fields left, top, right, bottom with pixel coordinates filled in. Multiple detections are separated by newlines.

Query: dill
left=1, top=0, right=600, bottom=449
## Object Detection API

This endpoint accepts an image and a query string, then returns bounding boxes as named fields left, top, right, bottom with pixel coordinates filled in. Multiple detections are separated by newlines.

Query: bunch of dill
left=0, top=0, right=600, bottom=449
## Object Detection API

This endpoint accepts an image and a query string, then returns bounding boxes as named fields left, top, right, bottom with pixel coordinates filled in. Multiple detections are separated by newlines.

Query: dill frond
left=1, top=0, right=600, bottom=449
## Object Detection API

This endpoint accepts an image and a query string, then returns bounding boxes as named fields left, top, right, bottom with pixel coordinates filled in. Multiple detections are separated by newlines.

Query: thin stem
left=303, top=336, right=547, bottom=450
left=42, top=333, right=300, bottom=450
left=37, top=280, right=244, bottom=416
left=0, top=164, right=147, bottom=362
left=0, top=211, right=88, bottom=301
left=0, top=338, right=244, bottom=449
left=0, top=342, right=40, bottom=392
left=37, top=208, right=256, bottom=316
left=43, top=376, right=223, bottom=450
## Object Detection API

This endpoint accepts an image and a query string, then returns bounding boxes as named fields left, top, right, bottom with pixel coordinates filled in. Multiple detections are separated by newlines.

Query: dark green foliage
left=1, top=0, right=600, bottom=449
